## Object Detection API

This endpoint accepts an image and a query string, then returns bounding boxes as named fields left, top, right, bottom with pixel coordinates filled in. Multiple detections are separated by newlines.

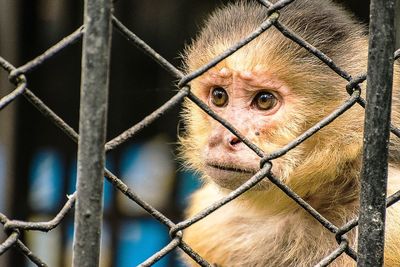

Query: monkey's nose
left=228, top=136, right=241, bottom=147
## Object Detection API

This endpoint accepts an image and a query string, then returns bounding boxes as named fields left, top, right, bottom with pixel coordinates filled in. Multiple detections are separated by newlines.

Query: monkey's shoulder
left=182, top=184, right=354, bottom=267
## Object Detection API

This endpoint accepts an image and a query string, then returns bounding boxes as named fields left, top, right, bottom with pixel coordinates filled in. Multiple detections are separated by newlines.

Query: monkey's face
left=183, top=64, right=308, bottom=190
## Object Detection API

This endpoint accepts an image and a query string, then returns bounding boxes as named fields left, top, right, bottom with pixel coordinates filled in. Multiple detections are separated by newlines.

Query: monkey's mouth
left=206, top=163, right=257, bottom=174
left=204, top=162, right=261, bottom=190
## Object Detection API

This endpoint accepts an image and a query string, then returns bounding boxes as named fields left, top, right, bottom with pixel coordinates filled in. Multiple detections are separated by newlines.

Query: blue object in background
left=116, top=219, right=171, bottom=267
left=24, top=140, right=194, bottom=266
left=68, top=156, right=114, bottom=211
left=176, top=170, right=202, bottom=208
left=118, top=136, right=175, bottom=215
left=28, top=149, right=64, bottom=213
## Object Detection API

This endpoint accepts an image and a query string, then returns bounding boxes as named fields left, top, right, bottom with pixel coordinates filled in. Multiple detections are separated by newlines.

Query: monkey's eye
left=211, top=87, right=228, bottom=107
left=253, top=91, right=277, bottom=110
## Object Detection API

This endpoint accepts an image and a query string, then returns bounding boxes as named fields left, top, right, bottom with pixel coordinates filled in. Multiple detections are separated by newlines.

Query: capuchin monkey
left=179, top=0, right=400, bottom=266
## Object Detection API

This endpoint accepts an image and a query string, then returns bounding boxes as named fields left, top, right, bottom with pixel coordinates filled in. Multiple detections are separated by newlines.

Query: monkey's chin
left=204, top=163, right=269, bottom=191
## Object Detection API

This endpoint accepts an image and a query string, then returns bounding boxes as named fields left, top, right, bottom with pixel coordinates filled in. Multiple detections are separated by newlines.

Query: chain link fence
left=1, top=0, right=400, bottom=266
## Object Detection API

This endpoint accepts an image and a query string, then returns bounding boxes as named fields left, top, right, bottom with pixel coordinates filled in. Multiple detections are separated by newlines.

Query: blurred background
left=0, top=0, right=398, bottom=266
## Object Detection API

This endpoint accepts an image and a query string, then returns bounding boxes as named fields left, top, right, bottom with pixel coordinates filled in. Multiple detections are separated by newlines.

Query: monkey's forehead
left=194, top=66, right=290, bottom=94
left=208, top=64, right=267, bottom=77
left=201, top=64, right=279, bottom=81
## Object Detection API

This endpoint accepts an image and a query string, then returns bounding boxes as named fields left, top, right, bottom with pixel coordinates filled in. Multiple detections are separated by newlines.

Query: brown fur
left=179, top=0, right=400, bottom=266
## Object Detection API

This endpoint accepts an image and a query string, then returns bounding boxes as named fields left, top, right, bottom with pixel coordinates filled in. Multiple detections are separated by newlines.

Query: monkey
left=178, top=0, right=400, bottom=266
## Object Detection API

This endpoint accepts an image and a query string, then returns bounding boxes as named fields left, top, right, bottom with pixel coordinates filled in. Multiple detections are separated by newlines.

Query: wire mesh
left=0, top=0, right=399, bottom=266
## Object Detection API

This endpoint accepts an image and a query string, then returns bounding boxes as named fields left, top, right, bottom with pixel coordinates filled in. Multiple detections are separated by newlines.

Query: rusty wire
left=0, top=0, right=399, bottom=266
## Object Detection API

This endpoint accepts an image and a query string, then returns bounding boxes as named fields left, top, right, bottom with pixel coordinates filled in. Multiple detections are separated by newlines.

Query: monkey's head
left=179, top=0, right=400, bottom=198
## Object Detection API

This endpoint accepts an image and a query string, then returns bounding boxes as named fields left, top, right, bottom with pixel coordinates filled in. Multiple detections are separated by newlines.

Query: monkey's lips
left=204, top=162, right=259, bottom=189
left=207, top=163, right=256, bottom=174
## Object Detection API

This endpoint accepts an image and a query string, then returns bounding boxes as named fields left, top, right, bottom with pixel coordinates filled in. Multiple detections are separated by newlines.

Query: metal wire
left=0, top=0, right=398, bottom=266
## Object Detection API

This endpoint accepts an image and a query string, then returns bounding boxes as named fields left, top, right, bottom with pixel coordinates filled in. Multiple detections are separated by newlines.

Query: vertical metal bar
left=72, top=0, right=112, bottom=266
left=0, top=1, right=19, bottom=266
left=396, top=0, right=400, bottom=49
left=357, top=0, right=396, bottom=266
